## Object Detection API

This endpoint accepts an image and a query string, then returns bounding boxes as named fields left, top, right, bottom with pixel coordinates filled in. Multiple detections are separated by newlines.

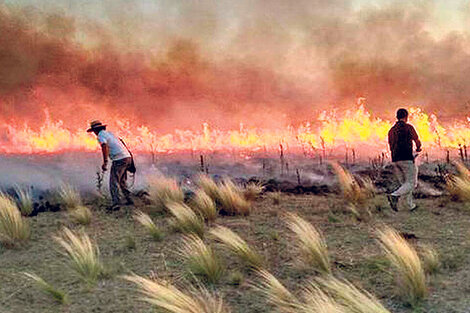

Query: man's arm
left=410, top=126, right=422, bottom=152
left=101, top=143, right=109, bottom=171
left=388, top=128, right=395, bottom=151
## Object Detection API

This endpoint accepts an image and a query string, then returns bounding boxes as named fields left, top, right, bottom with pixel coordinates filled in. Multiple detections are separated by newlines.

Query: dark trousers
left=110, top=157, right=131, bottom=205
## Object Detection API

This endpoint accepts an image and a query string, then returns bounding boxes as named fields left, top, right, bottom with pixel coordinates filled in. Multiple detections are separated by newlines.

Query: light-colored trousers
left=391, top=160, right=418, bottom=210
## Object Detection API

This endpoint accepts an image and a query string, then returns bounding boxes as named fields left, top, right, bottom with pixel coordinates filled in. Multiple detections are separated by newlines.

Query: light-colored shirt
left=97, top=130, right=131, bottom=161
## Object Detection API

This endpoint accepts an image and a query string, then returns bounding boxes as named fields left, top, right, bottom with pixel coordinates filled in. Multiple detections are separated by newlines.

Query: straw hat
left=87, top=120, right=107, bottom=132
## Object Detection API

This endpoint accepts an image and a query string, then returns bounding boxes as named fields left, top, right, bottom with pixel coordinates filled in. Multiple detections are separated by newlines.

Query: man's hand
left=102, top=161, right=108, bottom=172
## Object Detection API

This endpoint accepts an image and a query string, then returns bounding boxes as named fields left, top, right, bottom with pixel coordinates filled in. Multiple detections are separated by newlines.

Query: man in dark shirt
left=387, top=108, right=422, bottom=211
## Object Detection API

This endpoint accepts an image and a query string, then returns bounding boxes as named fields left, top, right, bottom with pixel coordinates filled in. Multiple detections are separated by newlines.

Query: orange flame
left=1, top=105, right=469, bottom=157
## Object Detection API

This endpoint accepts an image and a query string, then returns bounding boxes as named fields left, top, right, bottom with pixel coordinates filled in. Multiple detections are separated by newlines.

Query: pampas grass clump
left=124, top=274, right=230, bottom=313
left=268, top=191, right=282, bottom=205
left=23, top=272, right=68, bottom=304
left=210, top=226, right=263, bottom=269
left=254, top=270, right=299, bottom=312
left=285, top=213, right=330, bottom=274
left=244, top=182, right=264, bottom=201
left=447, top=162, right=470, bottom=201
left=147, top=176, right=184, bottom=211
left=0, top=193, right=30, bottom=246
left=133, top=210, right=162, bottom=241
left=196, top=176, right=250, bottom=216
left=455, top=161, right=470, bottom=179
left=447, top=176, right=470, bottom=202
left=420, top=245, right=440, bottom=274
left=179, top=234, right=224, bottom=283
left=330, top=162, right=368, bottom=206
left=167, top=202, right=205, bottom=238
left=196, top=175, right=221, bottom=203
left=217, top=179, right=251, bottom=216
left=254, top=270, right=344, bottom=313
left=14, top=185, right=33, bottom=216
left=192, top=190, right=218, bottom=222
left=377, top=226, right=427, bottom=304
left=316, top=276, right=390, bottom=313
left=302, top=285, right=345, bottom=313
left=54, top=227, right=103, bottom=284
left=69, top=206, right=92, bottom=225
left=330, top=162, right=372, bottom=220
left=57, top=184, right=82, bottom=210
left=359, top=177, right=376, bottom=198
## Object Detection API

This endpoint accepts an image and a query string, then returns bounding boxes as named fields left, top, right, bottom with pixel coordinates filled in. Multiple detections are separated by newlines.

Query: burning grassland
left=2, top=2, right=470, bottom=158
left=3, top=1, right=470, bottom=311
left=1, top=105, right=470, bottom=156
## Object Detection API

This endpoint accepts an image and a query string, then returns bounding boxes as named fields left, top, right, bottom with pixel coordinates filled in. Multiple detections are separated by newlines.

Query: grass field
left=1, top=193, right=470, bottom=312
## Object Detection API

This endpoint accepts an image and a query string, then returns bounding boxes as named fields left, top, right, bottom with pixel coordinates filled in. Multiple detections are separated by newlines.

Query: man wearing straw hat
left=387, top=108, right=422, bottom=212
left=87, top=120, right=133, bottom=210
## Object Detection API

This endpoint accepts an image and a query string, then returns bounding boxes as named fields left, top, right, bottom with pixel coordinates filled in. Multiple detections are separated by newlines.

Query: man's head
left=396, top=108, right=408, bottom=122
left=87, top=120, right=107, bottom=135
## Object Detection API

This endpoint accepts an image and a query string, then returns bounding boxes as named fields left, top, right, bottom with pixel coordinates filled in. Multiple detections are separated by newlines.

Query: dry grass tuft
left=244, top=182, right=264, bottom=201
left=268, top=191, right=282, bottom=205
left=196, top=174, right=221, bottom=202
left=54, top=227, right=103, bottom=284
left=124, top=274, right=230, bottom=313
left=254, top=269, right=299, bottom=312
left=330, top=162, right=372, bottom=219
left=316, top=276, right=390, bottom=313
left=285, top=212, right=330, bottom=274
left=210, top=226, right=263, bottom=269
left=147, top=176, right=184, bottom=211
left=455, top=161, right=470, bottom=179
left=57, top=184, right=82, bottom=210
left=196, top=176, right=250, bottom=216
left=192, top=190, right=218, bottom=222
left=14, top=185, right=33, bottom=216
left=69, top=205, right=92, bottom=225
left=167, top=202, right=205, bottom=238
left=447, top=162, right=470, bottom=201
left=447, top=176, right=470, bottom=201
left=179, top=234, right=224, bottom=283
left=0, top=193, right=30, bottom=246
left=420, top=245, right=440, bottom=274
left=133, top=210, right=162, bottom=241
left=217, top=179, right=251, bottom=216
left=359, top=177, right=376, bottom=198
left=254, top=270, right=345, bottom=313
left=377, top=226, right=427, bottom=304
left=301, top=284, right=345, bottom=313
left=228, top=271, right=244, bottom=286
left=23, top=272, right=68, bottom=304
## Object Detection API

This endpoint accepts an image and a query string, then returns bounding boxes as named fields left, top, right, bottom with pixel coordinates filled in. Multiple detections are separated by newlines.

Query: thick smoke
left=0, top=0, right=469, bottom=132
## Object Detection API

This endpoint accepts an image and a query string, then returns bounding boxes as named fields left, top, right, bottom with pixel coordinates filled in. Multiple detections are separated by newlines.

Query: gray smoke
left=0, top=1, right=469, bottom=133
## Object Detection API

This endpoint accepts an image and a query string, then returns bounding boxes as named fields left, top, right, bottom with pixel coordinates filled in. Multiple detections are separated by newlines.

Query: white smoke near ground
left=0, top=154, right=104, bottom=191
left=0, top=152, right=336, bottom=193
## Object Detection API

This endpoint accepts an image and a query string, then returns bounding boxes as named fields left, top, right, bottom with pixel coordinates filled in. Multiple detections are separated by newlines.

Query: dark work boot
left=125, top=197, right=134, bottom=205
left=387, top=195, right=399, bottom=212
left=107, top=204, right=121, bottom=212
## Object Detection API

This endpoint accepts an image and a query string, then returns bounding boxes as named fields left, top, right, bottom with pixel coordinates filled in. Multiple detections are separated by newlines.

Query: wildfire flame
left=1, top=105, right=469, bottom=158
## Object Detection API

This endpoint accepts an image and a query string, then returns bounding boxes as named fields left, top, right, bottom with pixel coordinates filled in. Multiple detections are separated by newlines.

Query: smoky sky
left=0, top=0, right=469, bottom=131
